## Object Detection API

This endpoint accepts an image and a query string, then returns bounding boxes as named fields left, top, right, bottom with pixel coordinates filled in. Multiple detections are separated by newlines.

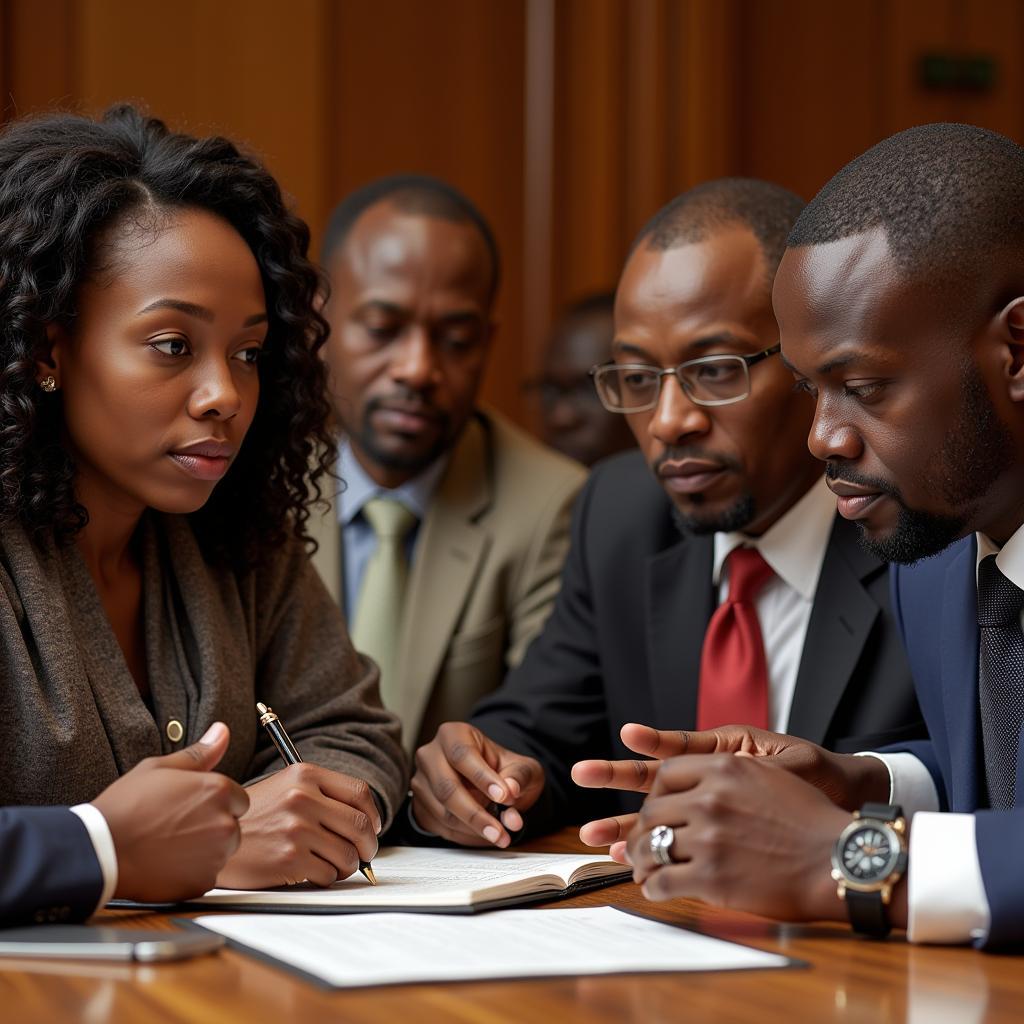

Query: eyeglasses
left=589, top=344, right=781, bottom=413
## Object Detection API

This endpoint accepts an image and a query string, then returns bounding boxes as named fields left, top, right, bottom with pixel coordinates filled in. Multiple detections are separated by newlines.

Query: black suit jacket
left=471, top=450, right=926, bottom=833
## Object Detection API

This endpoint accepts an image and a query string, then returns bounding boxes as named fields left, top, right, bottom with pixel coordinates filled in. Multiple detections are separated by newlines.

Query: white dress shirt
left=69, top=803, right=118, bottom=915
left=712, top=475, right=836, bottom=733
left=861, top=526, right=1024, bottom=943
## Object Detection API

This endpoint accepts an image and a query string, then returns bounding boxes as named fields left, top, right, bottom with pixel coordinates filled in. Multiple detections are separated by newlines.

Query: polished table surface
left=0, top=830, right=1019, bottom=1024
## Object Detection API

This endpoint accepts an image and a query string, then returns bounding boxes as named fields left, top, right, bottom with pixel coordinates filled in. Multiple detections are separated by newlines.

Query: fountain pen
left=256, top=702, right=377, bottom=885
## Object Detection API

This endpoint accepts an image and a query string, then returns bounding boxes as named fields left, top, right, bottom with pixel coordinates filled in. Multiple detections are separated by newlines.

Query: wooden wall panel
left=738, top=0, right=885, bottom=201
left=523, top=0, right=556, bottom=397
left=0, top=0, right=329, bottom=245
left=551, top=0, right=628, bottom=309
left=545, top=0, right=745, bottom=328
left=882, top=0, right=959, bottom=133
left=4, top=0, right=1024, bottom=430
left=671, top=0, right=742, bottom=189
left=623, top=0, right=672, bottom=242
left=0, top=0, right=76, bottom=117
left=954, top=0, right=1024, bottom=139
left=328, top=0, right=528, bottom=424
left=74, top=0, right=330, bottom=236
left=734, top=0, right=1024, bottom=203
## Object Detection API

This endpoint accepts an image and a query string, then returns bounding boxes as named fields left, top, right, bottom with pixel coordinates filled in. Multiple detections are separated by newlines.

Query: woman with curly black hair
left=0, top=105, right=405, bottom=893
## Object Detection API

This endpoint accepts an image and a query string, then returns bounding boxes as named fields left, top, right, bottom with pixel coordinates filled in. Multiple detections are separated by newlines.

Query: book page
left=196, top=847, right=629, bottom=909
left=192, top=906, right=792, bottom=987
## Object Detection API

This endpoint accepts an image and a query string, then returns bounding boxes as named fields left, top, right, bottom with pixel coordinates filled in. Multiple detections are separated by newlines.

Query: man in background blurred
left=311, top=175, right=585, bottom=753
left=525, top=292, right=635, bottom=466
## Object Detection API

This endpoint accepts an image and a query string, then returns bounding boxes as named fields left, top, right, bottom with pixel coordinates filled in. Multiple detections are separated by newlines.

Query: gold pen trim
left=256, top=702, right=279, bottom=728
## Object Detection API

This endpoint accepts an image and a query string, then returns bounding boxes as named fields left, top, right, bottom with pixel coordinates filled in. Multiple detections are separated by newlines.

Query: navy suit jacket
left=0, top=806, right=104, bottom=927
left=891, top=535, right=1024, bottom=949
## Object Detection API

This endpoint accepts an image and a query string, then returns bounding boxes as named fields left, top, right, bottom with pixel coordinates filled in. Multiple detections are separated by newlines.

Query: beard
left=653, top=445, right=756, bottom=536
left=836, top=361, right=1014, bottom=565
left=670, top=491, right=757, bottom=536
left=839, top=478, right=967, bottom=565
left=352, top=391, right=453, bottom=475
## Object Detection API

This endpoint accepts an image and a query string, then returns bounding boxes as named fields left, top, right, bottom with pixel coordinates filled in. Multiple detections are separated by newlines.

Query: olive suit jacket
left=310, top=407, right=586, bottom=751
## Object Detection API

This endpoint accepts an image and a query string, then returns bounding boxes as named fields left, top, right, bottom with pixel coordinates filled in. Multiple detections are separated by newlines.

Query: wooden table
left=1, top=831, right=1019, bottom=1024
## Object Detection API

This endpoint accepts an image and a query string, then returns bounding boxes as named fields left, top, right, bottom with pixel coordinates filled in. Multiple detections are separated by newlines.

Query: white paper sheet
left=191, top=906, right=792, bottom=987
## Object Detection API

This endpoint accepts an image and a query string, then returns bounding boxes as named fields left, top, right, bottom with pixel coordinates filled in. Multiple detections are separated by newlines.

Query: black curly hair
left=0, top=104, right=335, bottom=568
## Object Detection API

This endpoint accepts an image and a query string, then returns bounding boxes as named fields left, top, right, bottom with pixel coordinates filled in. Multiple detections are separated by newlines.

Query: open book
left=181, top=847, right=631, bottom=915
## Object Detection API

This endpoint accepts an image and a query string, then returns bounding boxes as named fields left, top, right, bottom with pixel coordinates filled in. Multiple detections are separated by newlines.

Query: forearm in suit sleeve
left=0, top=806, right=104, bottom=926
left=974, top=809, right=1024, bottom=948
left=471, top=474, right=612, bottom=836
left=888, top=555, right=1022, bottom=949
left=884, top=567, right=947, bottom=806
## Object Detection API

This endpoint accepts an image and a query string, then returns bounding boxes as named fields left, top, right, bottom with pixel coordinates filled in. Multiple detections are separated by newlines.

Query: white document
left=195, top=847, right=629, bottom=911
left=191, top=906, right=792, bottom=988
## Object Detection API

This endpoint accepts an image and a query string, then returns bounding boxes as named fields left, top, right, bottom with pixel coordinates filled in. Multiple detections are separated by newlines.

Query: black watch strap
left=861, top=802, right=902, bottom=820
left=845, top=888, right=892, bottom=938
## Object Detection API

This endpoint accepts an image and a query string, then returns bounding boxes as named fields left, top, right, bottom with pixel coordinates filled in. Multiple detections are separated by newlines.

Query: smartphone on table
left=0, top=925, right=224, bottom=962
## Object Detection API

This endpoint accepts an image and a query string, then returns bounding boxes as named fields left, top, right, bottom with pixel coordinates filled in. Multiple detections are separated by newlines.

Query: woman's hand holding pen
left=215, top=765, right=382, bottom=889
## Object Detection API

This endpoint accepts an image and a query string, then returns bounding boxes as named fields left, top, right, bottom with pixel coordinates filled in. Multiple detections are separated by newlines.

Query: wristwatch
left=830, top=802, right=908, bottom=938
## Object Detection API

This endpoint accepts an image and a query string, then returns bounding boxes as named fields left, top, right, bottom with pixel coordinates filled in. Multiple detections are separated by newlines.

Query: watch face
left=841, top=823, right=900, bottom=882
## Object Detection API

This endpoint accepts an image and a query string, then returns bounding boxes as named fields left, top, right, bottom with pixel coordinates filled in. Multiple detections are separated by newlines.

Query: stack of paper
left=190, top=906, right=794, bottom=989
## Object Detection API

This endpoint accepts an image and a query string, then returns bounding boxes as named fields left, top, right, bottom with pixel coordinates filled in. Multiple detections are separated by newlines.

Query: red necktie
left=696, top=546, right=774, bottom=731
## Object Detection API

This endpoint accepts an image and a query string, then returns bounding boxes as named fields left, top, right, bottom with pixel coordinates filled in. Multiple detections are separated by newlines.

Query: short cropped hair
left=632, top=178, right=806, bottom=281
left=787, top=123, right=1024, bottom=288
left=321, top=174, right=500, bottom=302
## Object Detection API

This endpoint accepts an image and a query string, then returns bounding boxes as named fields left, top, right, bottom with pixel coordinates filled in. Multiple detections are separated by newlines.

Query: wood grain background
left=2, top=0, right=1021, bottom=428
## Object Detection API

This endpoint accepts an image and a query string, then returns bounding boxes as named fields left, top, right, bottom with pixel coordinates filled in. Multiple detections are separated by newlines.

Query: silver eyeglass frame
left=589, top=343, right=781, bottom=413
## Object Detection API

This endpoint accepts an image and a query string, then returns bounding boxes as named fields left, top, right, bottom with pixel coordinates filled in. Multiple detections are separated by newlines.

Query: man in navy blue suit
left=1, top=723, right=248, bottom=926
left=598, top=124, right=1024, bottom=949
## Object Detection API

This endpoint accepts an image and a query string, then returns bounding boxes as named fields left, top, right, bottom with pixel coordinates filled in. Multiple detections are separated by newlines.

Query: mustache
left=824, top=462, right=903, bottom=502
left=652, top=446, right=743, bottom=475
left=365, top=390, right=447, bottom=424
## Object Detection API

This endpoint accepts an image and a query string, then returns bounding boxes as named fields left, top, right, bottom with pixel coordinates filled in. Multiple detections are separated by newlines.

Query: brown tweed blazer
left=0, top=514, right=407, bottom=824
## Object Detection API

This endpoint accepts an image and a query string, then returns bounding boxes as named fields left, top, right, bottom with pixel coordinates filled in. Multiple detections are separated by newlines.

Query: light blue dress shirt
left=336, top=444, right=448, bottom=618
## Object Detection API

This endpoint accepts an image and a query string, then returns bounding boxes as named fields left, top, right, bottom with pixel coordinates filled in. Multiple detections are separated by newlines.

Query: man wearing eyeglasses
left=408, top=179, right=925, bottom=848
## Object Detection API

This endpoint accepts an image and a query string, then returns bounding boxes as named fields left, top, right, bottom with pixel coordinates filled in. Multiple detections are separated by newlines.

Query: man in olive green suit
left=311, top=175, right=586, bottom=752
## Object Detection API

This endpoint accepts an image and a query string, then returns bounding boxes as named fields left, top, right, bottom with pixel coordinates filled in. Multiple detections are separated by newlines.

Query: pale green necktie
left=350, top=497, right=418, bottom=709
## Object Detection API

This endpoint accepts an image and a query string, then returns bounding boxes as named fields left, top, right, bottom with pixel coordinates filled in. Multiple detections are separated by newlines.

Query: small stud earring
left=40, top=375, right=57, bottom=393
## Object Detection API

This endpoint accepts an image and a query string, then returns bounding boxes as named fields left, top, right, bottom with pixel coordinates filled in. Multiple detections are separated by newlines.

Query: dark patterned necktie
left=977, top=554, right=1024, bottom=809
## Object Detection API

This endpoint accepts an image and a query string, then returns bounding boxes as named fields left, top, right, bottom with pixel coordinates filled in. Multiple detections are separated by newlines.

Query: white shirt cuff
left=854, top=752, right=940, bottom=818
left=907, top=811, right=990, bottom=944
left=69, top=804, right=118, bottom=914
